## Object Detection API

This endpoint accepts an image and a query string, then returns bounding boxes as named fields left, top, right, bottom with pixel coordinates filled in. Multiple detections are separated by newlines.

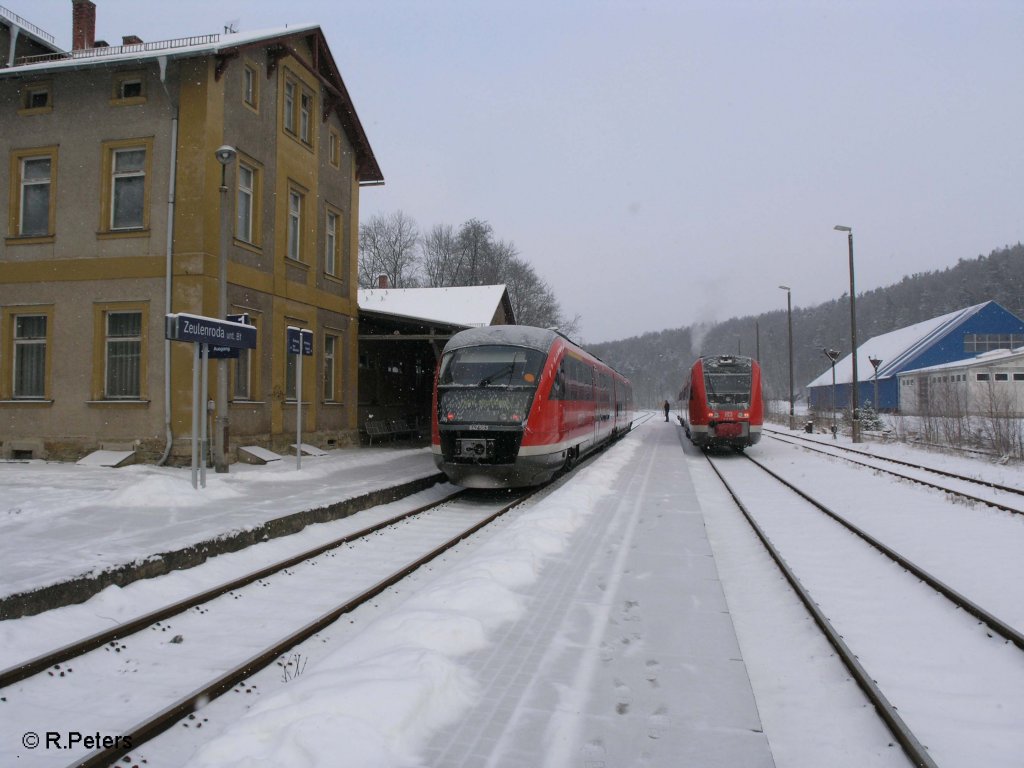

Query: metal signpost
left=287, top=326, right=314, bottom=470
left=166, top=313, right=257, bottom=488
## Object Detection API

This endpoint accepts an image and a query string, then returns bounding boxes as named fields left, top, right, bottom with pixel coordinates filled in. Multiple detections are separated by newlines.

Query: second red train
left=678, top=354, right=763, bottom=450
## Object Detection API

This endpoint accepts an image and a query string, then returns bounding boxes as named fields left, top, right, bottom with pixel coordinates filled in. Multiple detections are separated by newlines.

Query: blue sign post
left=287, top=327, right=314, bottom=469
left=166, top=313, right=257, bottom=488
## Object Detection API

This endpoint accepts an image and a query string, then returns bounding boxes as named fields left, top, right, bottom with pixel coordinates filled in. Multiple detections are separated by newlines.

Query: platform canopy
left=357, top=285, right=514, bottom=328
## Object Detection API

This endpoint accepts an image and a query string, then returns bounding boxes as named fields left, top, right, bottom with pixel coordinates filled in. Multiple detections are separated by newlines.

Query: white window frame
left=19, top=156, right=51, bottom=236
left=13, top=314, right=47, bottom=399
left=300, top=92, right=311, bottom=144
left=287, top=190, right=302, bottom=261
left=323, top=334, right=337, bottom=401
left=105, top=311, right=142, bottom=399
left=110, top=147, right=146, bottom=230
left=325, top=210, right=338, bottom=275
left=243, top=65, right=256, bottom=107
left=233, top=346, right=251, bottom=400
left=284, top=81, right=296, bottom=134
left=237, top=163, right=254, bottom=243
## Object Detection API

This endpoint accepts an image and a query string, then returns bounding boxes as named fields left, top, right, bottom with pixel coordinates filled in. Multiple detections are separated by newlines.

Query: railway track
left=706, top=449, right=1024, bottom=767
left=764, top=427, right=1024, bottom=516
left=0, top=486, right=548, bottom=767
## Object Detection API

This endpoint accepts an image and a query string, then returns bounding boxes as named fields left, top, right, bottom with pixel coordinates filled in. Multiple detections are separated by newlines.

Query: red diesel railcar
left=679, top=355, right=763, bottom=450
left=432, top=326, right=634, bottom=488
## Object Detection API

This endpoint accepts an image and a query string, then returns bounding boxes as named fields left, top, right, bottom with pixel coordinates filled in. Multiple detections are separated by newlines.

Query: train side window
left=550, top=360, right=566, bottom=399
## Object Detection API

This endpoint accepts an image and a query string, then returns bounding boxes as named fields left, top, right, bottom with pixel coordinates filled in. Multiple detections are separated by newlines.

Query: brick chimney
left=377, top=275, right=389, bottom=289
left=72, top=0, right=96, bottom=50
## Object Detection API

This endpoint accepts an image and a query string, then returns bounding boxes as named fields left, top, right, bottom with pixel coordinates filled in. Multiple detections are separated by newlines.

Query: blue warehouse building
left=806, top=301, right=1024, bottom=413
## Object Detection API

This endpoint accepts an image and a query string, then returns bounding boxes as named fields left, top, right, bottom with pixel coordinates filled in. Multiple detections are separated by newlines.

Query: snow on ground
left=2, top=416, right=1022, bottom=766
left=0, top=446, right=440, bottom=597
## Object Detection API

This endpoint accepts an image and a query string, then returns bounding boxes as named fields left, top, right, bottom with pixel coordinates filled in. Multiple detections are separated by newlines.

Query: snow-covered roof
left=444, top=325, right=558, bottom=353
left=1, top=25, right=318, bottom=75
left=898, top=346, right=1024, bottom=376
left=807, top=302, right=990, bottom=388
left=1, top=23, right=383, bottom=184
left=358, top=285, right=511, bottom=328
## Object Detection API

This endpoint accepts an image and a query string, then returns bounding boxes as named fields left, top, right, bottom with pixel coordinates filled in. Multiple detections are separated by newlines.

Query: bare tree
left=978, top=378, right=1021, bottom=458
left=455, top=219, right=494, bottom=285
left=420, top=223, right=462, bottom=287
left=358, top=210, right=420, bottom=288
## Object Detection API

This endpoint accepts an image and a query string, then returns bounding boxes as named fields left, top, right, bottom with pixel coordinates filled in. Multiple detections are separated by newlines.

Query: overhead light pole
left=869, top=355, right=883, bottom=414
left=779, top=285, right=794, bottom=429
left=834, top=225, right=861, bottom=442
left=214, top=144, right=236, bottom=473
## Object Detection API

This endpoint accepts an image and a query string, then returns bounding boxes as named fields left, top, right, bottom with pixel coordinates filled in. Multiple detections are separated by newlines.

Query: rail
left=68, top=490, right=533, bottom=767
left=15, top=33, right=220, bottom=67
left=765, top=428, right=1024, bottom=515
left=0, top=5, right=56, bottom=45
left=705, top=452, right=939, bottom=768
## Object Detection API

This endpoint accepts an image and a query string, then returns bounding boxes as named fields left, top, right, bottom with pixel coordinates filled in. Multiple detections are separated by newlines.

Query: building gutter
left=158, top=55, right=177, bottom=465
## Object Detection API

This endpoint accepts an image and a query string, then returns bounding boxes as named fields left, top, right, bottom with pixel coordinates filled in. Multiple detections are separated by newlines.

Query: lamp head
left=778, top=285, right=790, bottom=291
left=215, top=145, right=237, bottom=165
left=834, top=224, right=852, bottom=232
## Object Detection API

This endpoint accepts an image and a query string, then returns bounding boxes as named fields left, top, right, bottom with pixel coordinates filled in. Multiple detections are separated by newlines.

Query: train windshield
left=703, top=357, right=752, bottom=407
left=437, top=345, right=546, bottom=424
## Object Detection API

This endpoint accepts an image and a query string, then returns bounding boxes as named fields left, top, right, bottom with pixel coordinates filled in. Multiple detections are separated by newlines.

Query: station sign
left=287, top=326, right=313, bottom=356
left=165, top=312, right=257, bottom=349
left=208, top=314, right=253, bottom=359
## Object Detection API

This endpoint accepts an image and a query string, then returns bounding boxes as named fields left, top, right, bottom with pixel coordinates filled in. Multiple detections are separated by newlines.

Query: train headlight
left=741, top=412, right=749, bottom=418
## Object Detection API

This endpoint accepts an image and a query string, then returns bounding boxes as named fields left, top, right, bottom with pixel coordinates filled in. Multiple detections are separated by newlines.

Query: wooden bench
left=364, top=418, right=415, bottom=445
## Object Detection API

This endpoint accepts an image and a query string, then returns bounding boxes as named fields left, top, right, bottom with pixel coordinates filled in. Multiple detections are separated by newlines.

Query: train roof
left=699, top=354, right=755, bottom=367
left=443, top=325, right=560, bottom=354
left=443, top=325, right=628, bottom=381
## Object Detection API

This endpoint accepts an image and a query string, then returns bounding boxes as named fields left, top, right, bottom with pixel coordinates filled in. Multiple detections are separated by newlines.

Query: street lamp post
left=824, top=347, right=840, bottom=438
left=834, top=225, right=861, bottom=442
left=214, top=145, right=236, bottom=473
left=869, top=355, right=883, bottom=414
left=779, top=285, right=794, bottom=429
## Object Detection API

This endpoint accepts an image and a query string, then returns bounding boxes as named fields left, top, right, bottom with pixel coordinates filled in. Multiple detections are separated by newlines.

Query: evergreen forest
left=589, top=243, right=1024, bottom=408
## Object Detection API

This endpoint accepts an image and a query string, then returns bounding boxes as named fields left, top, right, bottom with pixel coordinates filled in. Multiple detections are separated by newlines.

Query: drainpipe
left=158, top=55, right=177, bottom=465
left=6, top=25, right=19, bottom=67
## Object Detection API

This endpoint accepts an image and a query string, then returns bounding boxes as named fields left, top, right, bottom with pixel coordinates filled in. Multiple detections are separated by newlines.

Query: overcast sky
left=18, top=0, right=1024, bottom=343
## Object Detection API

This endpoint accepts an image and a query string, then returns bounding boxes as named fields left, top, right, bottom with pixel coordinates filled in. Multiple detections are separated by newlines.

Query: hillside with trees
left=590, top=243, right=1024, bottom=407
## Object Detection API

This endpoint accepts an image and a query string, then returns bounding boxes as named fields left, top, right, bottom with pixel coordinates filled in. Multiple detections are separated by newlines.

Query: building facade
left=897, top=348, right=1024, bottom=417
left=806, top=301, right=1024, bottom=413
left=0, top=3, right=382, bottom=462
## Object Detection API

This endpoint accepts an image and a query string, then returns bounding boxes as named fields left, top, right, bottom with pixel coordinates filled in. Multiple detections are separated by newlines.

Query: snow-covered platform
left=1, top=419, right=778, bottom=766
left=0, top=446, right=442, bottom=618
left=422, top=419, right=775, bottom=766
